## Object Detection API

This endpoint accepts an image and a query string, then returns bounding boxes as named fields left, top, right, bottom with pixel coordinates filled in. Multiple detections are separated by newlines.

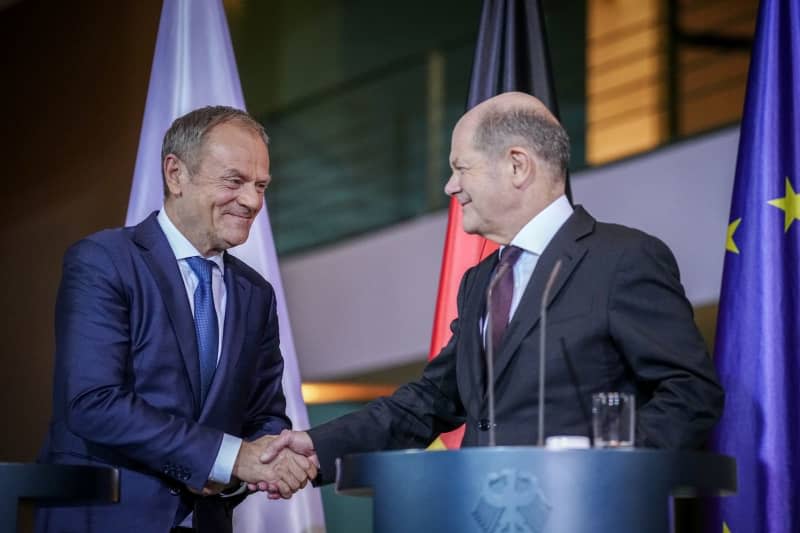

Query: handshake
left=226, top=430, right=317, bottom=500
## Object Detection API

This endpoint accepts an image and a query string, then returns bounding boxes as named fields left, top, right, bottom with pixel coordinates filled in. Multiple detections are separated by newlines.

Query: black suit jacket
left=309, top=206, right=724, bottom=483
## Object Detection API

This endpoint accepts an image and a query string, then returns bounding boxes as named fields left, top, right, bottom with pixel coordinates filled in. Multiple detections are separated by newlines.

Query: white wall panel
left=282, top=127, right=740, bottom=379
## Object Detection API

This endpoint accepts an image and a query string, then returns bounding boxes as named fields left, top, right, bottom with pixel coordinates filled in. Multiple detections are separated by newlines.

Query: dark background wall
left=0, top=0, right=161, bottom=463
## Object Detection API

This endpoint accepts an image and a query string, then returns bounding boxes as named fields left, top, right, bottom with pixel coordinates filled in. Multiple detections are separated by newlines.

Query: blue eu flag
left=711, top=0, right=800, bottom=532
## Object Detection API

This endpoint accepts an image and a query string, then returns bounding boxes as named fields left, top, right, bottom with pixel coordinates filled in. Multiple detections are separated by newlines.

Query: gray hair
left=161, top=105, right=269, bottom=197
left=473, top=106, right=570, bottom=179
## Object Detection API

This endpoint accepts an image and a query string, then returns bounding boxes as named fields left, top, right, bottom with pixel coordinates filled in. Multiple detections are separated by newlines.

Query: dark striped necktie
left=489, top=245, right=524, bottom=351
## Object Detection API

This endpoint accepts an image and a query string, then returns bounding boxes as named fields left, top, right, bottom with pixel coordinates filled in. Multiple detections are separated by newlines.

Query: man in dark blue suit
left=36, top=106, right=316, bottom=532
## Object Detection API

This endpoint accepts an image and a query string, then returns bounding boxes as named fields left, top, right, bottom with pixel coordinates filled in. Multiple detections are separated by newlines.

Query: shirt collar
left=157, top=209, right=225, bottom=272
left=506, top=195, right=573, bottom=257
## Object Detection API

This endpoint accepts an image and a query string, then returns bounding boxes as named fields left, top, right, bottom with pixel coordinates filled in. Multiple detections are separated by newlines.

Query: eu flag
left=711, top=0, right=800, bottom=532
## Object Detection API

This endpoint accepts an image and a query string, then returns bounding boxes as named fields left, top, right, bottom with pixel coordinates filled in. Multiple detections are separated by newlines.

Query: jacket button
left=478, top=419, right=491, bottom=431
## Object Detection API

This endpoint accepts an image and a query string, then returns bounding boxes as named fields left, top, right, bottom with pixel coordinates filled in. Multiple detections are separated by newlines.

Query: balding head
left=460, top=92, right=570, bottom=181
left=445, top=92, right=571, bottom=243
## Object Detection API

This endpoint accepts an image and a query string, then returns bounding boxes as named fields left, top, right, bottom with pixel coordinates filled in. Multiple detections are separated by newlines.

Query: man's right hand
left=253, top=430, right=318, bottom=499
left=232, top=434, right=317, bottom=499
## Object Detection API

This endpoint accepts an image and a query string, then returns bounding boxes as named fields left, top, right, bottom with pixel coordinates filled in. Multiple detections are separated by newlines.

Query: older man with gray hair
left=259, top=91, right=723, bottom=492
left=37, top=106, right=317, bottom=533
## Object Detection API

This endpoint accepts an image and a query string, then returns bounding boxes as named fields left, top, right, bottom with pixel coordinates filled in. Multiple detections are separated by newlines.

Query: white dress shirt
left=157, top=209, right=242, bottom=486
left=483, top=195, right=573, bottom=339
left=505, top=195, right=574, bottom=318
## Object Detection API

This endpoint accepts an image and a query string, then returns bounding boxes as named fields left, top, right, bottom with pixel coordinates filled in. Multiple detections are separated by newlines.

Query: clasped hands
left=223, top=431, right=318, bottom=500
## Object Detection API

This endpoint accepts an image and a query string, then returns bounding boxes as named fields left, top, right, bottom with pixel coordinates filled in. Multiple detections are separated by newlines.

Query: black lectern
left=336, top=448, right=736, bottom=533
left=0, top=463, right=119, bottom=532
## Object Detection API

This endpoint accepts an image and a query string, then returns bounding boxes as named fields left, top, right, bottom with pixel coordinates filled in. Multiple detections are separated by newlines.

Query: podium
left=336, top=448, right=736, bottom=533
left=0, top=463, right=119, bottom=532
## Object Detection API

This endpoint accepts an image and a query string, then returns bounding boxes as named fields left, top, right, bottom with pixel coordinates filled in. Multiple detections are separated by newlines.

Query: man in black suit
left=258, top=91, right=723, bottom=487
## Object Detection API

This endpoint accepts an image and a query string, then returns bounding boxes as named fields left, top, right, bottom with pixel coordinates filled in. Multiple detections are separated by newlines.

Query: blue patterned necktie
left=186, top=256, right=219, bottom=405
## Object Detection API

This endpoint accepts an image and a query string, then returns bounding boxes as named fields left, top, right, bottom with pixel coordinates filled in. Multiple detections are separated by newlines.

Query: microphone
left=484, top=260, right=513, bottom=447
left=537, top=259, right=563, bottom=447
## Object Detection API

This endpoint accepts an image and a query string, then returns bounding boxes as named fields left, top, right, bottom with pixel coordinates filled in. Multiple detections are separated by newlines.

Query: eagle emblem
left=472, top=469, right=551, bottom=533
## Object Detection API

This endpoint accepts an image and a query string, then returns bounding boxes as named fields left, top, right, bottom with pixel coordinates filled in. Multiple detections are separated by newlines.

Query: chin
left=220, top=231, right=251, bottom=249
left=461, top=217, right=481, bottom=235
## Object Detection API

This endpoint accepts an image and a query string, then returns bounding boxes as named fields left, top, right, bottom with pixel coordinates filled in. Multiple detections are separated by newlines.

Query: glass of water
left=592, top=392, right=635, bottom=448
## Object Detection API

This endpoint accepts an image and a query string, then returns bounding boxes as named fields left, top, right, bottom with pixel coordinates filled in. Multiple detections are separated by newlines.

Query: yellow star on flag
left=767, top=177, right=800, bottom=232
left=723, top=522, right=731, bottom=533
left=726, top=218, right=742, bottom=254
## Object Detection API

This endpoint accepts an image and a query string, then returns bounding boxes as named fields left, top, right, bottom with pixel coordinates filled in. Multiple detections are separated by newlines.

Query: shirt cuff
left=208, top=433, right=242, bottom=484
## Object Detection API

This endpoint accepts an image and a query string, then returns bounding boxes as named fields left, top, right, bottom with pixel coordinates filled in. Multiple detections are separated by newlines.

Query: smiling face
left=444, top=93, right=570, bottom=244
left=163, top=120, right=271, bottom=256
left=444, top=114, right=518, bottom=243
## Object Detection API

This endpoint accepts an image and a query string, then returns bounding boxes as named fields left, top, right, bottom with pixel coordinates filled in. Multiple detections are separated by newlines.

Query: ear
left=508, top=146, right=535, bottom=188
left=163, top=154, right=188, bottom=197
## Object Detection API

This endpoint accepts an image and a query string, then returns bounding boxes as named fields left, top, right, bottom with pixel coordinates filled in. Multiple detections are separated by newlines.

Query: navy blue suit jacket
left=37, top=212, right=290, bottom=532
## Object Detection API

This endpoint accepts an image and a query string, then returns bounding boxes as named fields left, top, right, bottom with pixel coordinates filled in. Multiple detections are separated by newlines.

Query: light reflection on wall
left=587, top=0, right=755, bottom=165
left=587, top=0, right=668, bottom=164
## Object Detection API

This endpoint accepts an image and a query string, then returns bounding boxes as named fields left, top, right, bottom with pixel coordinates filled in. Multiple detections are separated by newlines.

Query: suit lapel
left=133, top=212, right=202, bottom=415
left=201, top=257, right=249, bottom=420
left=464, top=253, right=499, bottom=409
left=492, top=207, right=594, bottom=386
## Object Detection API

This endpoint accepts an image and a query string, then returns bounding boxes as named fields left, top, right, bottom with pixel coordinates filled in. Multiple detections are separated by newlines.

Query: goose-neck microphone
left=537, top=259, right=563, bottom=446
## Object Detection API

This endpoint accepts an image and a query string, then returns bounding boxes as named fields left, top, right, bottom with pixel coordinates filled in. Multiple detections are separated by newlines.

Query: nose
left=444, top=172, right=460, bottom=197
left=238, top=182, right=263, bottom=212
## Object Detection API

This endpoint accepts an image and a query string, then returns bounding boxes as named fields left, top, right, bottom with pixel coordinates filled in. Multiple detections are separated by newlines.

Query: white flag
left=127, top=1, right=326, bottom=531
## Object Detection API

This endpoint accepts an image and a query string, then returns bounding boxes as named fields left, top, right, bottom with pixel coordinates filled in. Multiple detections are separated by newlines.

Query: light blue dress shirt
left=157, top=209, right=242, bottom=486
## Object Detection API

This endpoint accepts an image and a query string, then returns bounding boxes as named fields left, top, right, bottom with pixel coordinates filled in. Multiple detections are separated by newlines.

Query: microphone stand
left=537, top=259, right=563, bottom=447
